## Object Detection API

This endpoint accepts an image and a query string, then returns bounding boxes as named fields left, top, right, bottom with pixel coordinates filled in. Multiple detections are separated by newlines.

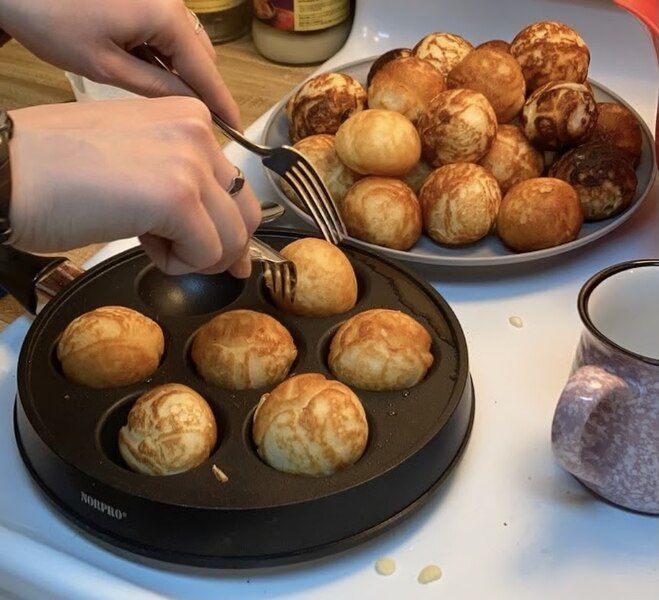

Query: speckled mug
left=552, top=260, right=659, bottom=514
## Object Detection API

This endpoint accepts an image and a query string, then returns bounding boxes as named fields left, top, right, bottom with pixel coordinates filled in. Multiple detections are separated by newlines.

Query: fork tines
left=283, top=149, right=348, bottom=245
left=263, top=261, right=297, bottom=305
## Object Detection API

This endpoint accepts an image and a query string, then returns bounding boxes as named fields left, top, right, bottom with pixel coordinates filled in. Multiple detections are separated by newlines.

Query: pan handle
left=0, top=246, right=83, bottom=315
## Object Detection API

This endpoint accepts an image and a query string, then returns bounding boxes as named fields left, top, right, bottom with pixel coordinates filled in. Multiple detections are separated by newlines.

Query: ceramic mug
left=552, top=260, right=659, bottom=514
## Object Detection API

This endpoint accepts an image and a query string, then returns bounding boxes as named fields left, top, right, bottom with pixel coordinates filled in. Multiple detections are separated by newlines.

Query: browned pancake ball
left=447, top=48, right=525, bottom=123
left=279, top=134, right=360, bottom=208
left=549, top=142, right=637, bottom=221
left=497, top=178, right=583, bottom=252
left=57, top=306, right=164, bottom=389
left=413, top=32, right=474, bottom=77
left=478, top=124, right=544, bottom=194
left=521, top=81, right=597, bottom=150
left=590, top=102, right=643, bottom=166
left=419, top=163, right=501, bottom=245
left=192, top=310, right=297, bottom=390
left=329, top=309, right=434, bottom=391
left=273, top=238, right=358, bottom=317
left=340, top=178, right=422, bottom=250
left=368, top=56, right=445, bottom=124
left=510, top=21, right=590, bottom=92
left=335, top=109, right=421, bottom=176
left=417, top=89, right=497, bottom=166
left=366, top=48, right=413, bottom=86
left=401, top=160, right=433, bottom=194
left=476, top=39, right=511, bottom=54
left=287, top=73, right=367, bottom=142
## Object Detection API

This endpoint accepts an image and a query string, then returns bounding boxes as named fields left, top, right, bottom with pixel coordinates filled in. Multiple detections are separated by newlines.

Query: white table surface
left=0, top=1, right=658, bottom=598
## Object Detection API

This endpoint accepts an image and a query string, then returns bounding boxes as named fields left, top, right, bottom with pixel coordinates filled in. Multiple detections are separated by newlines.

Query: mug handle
left=551, top=365, right=631, bottom=486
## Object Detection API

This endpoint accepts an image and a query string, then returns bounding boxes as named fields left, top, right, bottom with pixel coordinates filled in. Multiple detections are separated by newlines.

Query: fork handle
left=248, top=237, right=288, bottom=263
left=131, top=43, right=271, bottom=157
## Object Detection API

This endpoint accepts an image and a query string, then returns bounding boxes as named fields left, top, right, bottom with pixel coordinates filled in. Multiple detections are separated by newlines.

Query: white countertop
left=0, top=1, right=658, bottom=598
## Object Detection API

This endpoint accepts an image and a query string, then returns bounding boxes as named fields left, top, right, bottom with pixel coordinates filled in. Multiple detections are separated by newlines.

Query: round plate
left=262, top=56, right=657, bottom=267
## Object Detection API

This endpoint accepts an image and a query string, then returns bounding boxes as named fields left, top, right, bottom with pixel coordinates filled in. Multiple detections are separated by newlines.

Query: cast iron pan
left=6, top=229, right=474, bottom=568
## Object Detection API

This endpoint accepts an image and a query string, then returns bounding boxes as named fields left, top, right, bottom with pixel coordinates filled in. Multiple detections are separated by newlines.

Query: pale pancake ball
left=191, top=310, right=297, bottom=390
left=340, top=177, right=422, bottom=250
left=447, top=47, right=526, bottom=123
left=119, top=384, right=217, bottom=476
left=590, top=102, right=643, bottom=166
left=521, top=81, right=597, bottom=150
left=279, top=134, right=361, bottom=208
left=496, top=177, right=583, bottom=252
left=273, top=238, right=357, bottom=317
left=549, top=142, right=637, bottom=221
left=368, top=56, right=445, bottom=124
left=475, top=39, right=511, bottom=54
left=417, top=89, right=498, bottom=167
left=57, top=306, right=164, bottom=389
left=253, top=373, right=368, bottom=477
left=413, top=32, right=474, bottom=77
left=510, top=21, right=590, bottom=92
left=329, top=309, right=434, bottom=391
left=478, top=124, right=544, bottom=194
left=335, top=109, right=421, bottom=176
left=287, top=73, right=367, bottom=142
left=419, top=163, right=501, bottom=245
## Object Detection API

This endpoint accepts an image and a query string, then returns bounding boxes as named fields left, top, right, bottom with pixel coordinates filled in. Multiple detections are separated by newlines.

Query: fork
left=248, top=237, right=297, bottom=304
left=133, top=43, right=347, bottom=245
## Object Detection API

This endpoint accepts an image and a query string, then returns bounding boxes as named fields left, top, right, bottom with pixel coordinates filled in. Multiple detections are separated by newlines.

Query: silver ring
left=226, top=167, right=245, bottom=197
left=188, top=9, right=203, bottom=34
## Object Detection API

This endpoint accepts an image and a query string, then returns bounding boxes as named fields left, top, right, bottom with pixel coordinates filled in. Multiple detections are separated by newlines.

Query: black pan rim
left=14, top=380, right=475, bottom=568
left=17, top=228, right=470, bottom=509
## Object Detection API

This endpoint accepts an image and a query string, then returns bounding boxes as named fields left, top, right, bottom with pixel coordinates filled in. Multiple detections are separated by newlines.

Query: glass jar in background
left=252, top=0, right=352, bottom=64
left=185, top=1, right=251, bottom=44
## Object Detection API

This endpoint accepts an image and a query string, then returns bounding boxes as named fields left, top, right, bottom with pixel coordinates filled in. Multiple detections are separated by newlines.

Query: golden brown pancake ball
left=417, top=89, right=498, bottom=166
left=400, top=159, right=433, bottom=194
left=475, top=39, right=511, bottom=54
left=368, top=56, right=445, bottom=124
left=119, top=384, right=217, bottom=476
left=335, top=109, right=421, bottom=176
left=329, top=308, right=434, bottom=391
left=340, top=177, right=422, bottom=250
left=366, top=48, right=413, bottom=86
left=521, top=81, right=598, bottom=150
left=57, top=306, right=164, bottom=389
left=273, top=238, right=357, bottom=317
left=447, top=48, right=526, bottom=123
left=496, top=177, right=583, bottom=252
left=413, top=32, right=474, bottom=77
left=510, top=21, right=590, bottom=92
left=478, top=124, right=544, bottom=194
left=590, top=102, right=643, bottom=166
left=419, top=163, right=501, bottom=245
left=252, top=373, right=368, bottom=477
left=548, top=142, right=637, bottom=221
left=191, top=310, right=297, bottom=390
left=279, top=134, right=361, bottom=208
left=287, top=73, right=367, bottom=142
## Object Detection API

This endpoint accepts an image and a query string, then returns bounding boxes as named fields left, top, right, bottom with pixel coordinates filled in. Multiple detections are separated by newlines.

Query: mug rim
left=579, top=259, right=659, bottom=366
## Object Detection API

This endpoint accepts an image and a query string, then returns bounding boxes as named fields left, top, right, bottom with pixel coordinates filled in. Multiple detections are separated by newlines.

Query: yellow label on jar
left=185, top=0, right=244, bottom=14
left=253, top=0, right=348, bottom=32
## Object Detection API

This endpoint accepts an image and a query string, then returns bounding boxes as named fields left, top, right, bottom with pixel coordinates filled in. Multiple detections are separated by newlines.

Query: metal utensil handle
left=248, top=237, right=288, bottom=263
left=132, top=44, right=271, bottom=157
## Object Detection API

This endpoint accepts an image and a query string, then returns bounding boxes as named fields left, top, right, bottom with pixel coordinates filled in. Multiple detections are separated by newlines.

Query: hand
left=8, top=97, right=262, bottom=276
left=0, top=0, right=242, bottom=129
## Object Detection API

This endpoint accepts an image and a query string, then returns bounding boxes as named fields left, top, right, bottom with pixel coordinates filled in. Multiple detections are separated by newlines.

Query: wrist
left=0, top=109, right=13, bottom=244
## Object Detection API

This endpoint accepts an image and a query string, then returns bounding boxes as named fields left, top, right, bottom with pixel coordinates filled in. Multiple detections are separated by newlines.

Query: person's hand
left=7, top=97, right=261, bottom=277
left=0, top=0, right=242, bottom=129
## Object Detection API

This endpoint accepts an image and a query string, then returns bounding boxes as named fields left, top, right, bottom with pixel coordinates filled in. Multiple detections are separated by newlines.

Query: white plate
left=262, top=56, right=657, bottom=267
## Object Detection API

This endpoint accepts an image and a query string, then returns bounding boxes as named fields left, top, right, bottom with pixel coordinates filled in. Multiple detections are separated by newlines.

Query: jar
left=252, top=0, right=352, bottom=64
left=185, top=1, right=251, bottom=44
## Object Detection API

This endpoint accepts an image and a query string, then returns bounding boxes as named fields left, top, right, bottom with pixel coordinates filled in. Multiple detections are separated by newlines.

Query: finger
left=185, top=9, right=218, bottom=63
left=228, top=251, right=253, bottom=278
left=154, top=16, right=243, bottom=130
left=98, top=49, right=196, bottom=99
